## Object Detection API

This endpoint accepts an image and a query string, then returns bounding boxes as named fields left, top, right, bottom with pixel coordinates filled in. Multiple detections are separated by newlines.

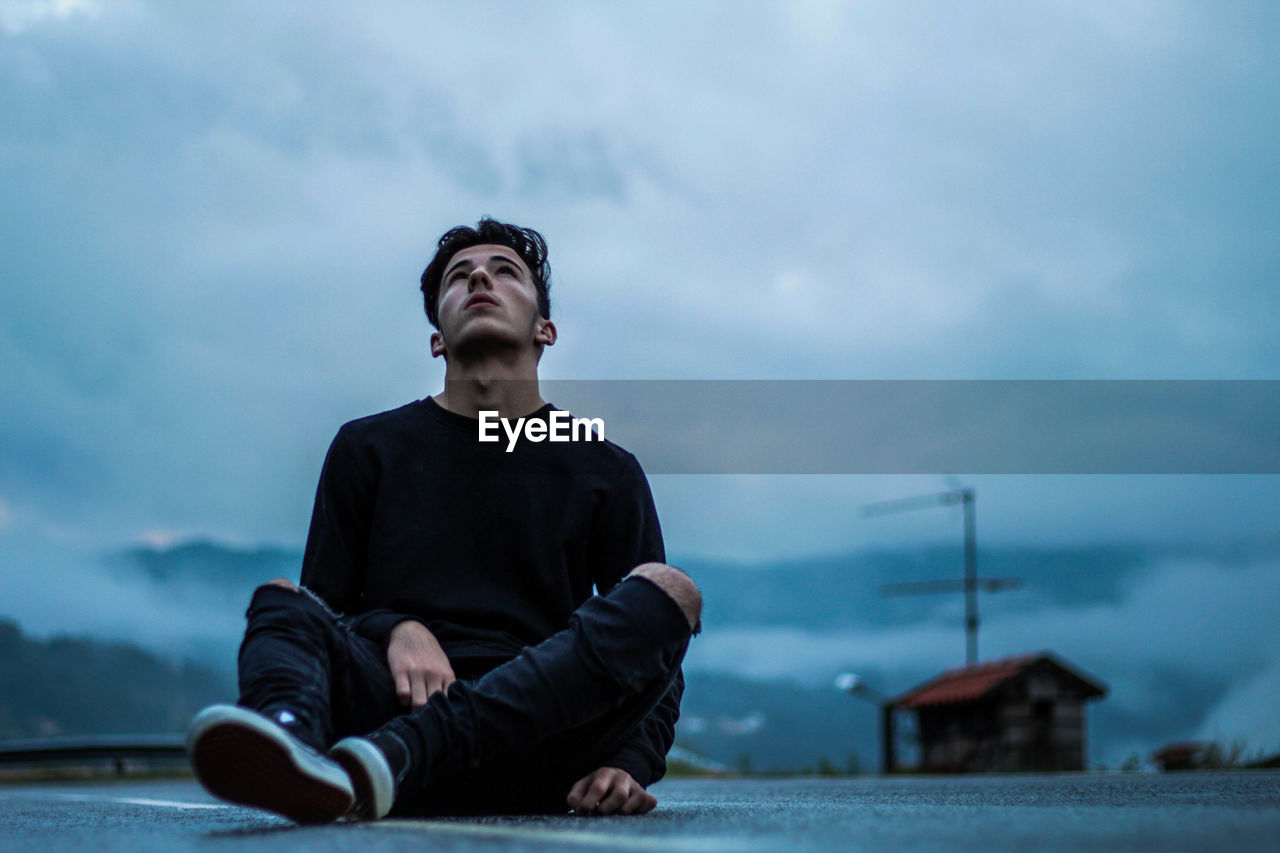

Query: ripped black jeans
left=236, top=575, right=694, bottom=816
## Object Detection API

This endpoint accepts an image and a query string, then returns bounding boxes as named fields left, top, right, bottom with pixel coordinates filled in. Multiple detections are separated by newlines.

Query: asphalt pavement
left=2, top=772, right=1278, bottom=852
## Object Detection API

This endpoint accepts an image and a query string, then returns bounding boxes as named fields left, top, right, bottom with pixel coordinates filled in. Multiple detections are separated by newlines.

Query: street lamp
left=835, top=672, right=895, bottom=774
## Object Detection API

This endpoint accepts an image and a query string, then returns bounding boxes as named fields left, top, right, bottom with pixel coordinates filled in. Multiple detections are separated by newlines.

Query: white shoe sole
left=330, top=737, right=395, bottom=820
left=187, top=704, right=353, bottom=824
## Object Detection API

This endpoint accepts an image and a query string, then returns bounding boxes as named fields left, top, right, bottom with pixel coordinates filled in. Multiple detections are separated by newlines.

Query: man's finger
left=597, top=782, right=629, bottom=815
left=566, top=774, right=591, bottom=810
left=410, top=672, right=428, bottom=710
left=395, top=671, right=413, bottom=707
left=571, top=773, right=610, bottom=815
left=620, top=788, right=649, bottom=815
left=584, top=774, right=613, bottom=813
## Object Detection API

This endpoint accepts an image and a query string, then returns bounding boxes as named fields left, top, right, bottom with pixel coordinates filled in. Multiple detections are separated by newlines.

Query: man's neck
left=434, top=354, right=545, bottom=420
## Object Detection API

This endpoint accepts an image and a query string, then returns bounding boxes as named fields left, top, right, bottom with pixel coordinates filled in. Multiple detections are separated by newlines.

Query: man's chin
left=445, top=330, right=535, bottom=361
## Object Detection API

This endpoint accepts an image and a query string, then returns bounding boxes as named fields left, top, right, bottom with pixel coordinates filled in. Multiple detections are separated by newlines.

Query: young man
left=187, top=219, right=701, bottom=822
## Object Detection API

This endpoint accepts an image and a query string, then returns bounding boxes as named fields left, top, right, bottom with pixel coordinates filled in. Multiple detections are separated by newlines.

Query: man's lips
left=464, top=295, right=499, bottom=310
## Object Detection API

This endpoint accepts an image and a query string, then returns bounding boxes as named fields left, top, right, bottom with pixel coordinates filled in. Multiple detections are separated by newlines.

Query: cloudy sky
left=3, top=0, right=1277, bottom=552
left=2, top=1, right=1279, bottom=756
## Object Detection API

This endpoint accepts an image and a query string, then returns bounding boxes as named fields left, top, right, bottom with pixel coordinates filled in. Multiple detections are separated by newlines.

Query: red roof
left=891, top=651, right=1106, bottom=709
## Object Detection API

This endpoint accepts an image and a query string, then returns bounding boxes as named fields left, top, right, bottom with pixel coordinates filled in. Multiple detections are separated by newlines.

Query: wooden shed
left=888, top=651, right=1107, bottom=773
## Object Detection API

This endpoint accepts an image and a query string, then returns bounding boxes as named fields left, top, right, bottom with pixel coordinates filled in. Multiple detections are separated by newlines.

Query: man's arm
left=299, top=424, right=373, bottom=613
left=582, top=454, right=684, bottom=796
left=299, top=424, right=420, bottom=643
left=299, top=424, right=454, bottom=707
left=596, top=670, right=684, bottom=787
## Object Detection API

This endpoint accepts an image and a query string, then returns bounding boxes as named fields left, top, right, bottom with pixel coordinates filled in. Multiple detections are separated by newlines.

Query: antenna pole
left=865, top=485, right=1017, bottom=667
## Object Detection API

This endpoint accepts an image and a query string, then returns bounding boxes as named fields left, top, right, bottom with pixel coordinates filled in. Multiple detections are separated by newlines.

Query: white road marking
left=108, top=796, right=229, bottom=810
left=50, top=793, right=228, bottom=810
left=33, top=793, right=751, bottom=849
left=375, top=819, right=752, bottom=851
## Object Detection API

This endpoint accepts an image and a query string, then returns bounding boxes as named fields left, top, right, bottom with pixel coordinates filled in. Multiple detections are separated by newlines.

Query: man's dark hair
left=420, top=218, right=552, bottom=329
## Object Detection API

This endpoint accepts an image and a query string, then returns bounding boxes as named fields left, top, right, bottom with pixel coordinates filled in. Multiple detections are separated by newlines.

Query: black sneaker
left=187, top=704, right=354, bottom=824
left=329, top=730, right=409, bottom=820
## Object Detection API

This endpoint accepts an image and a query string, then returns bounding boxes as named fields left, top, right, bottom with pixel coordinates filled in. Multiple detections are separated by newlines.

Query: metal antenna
left=862, top=487, right=1020, bottom=666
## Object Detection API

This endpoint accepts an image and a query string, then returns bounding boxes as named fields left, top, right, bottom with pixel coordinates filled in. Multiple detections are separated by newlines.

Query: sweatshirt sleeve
left=589, top=454, right=666, bottom=587
left=300, top=424, right=370, bottom=613
left=590, top=453, right=685, bottom=788
left=298, top=425, right=419, bottom=645
left=602, top=670, right=685, bottom=788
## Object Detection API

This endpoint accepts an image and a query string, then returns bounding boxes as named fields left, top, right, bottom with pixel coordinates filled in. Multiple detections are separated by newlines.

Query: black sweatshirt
left=298, top=396, right=677, bottom=786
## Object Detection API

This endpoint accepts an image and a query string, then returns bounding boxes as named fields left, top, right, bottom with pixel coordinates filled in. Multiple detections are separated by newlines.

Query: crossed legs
left=227, top=563, right=701, bottom=817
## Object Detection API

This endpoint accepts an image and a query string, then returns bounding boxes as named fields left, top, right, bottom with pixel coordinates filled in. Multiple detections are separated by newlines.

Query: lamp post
left=835, top=672, right=895, bottom=774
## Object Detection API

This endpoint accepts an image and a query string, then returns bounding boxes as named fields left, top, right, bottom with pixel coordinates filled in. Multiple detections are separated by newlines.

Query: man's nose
left=467, top=267, right=493, bottom=290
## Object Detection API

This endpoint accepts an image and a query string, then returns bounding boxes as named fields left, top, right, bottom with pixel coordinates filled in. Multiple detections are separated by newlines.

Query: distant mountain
left=0, top=618, right=235, bottom=739
left=109, top=539, right=298, bottom=587
left=108, top=537, right=1270, bottom=631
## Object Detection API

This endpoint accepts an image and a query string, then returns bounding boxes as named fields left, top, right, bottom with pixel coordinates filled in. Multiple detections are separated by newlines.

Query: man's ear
left=430, top=331, right=447, bottom=359
left=534, top=319, right=557, bottom=348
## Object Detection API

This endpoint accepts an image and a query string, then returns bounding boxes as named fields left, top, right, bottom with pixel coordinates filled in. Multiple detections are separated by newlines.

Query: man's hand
left=566, top=766, right=656, bottom=816
left=386, top=619, right=455, bottom=710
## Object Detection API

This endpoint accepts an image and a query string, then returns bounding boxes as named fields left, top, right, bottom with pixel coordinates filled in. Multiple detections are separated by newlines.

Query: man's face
left=431, top=243, right=554, bottom=360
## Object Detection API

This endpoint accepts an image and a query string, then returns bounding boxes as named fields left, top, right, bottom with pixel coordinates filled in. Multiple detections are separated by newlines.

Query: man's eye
left=499, top=265, right=517, bottom=275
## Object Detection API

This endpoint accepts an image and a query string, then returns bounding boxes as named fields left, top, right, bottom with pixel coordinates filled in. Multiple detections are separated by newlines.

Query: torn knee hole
left=627, top=564, right=702, bottom=631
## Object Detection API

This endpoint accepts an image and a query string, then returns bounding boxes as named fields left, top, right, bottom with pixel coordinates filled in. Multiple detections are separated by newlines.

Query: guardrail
left=0, top=735, right=188, bottom=776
